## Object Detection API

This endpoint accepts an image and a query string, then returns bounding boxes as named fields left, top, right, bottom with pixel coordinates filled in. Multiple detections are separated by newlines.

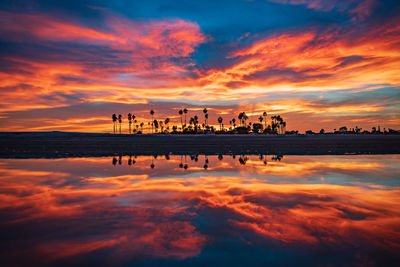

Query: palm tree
left=232, top=118, right=236, bottom=128
left=112, top=114, right=117, bottom=134
left=128, top=113, right=132, bottom=134
left=193, top=115, right=199, bottom=131
left=203, top=108, right=208, bottom=126
left=183, top=108, right=188, bottom=126
left=242, top=112, right=248, bottom=127
left=164, top=118, right=170, bottom=133
left=258, top=116, right=263, bottom=126
left=238, top=113, right=243, bottom=127
left=153, top=120, right=159, bottom=133
left=276, top=115, right=283, bottom=134
left=218, top=116, right=223, bottom=131
left=238, top=112, right=248, bottom=127
left=132, top=114, right=136, bottom=133
left=150, top=109, right=155, bottom=133
left=263, top=112, right=267, bottom=129
left=271, top=115, right=277, bottom=134
left=178, top=109, right=183, bottom=130
left=118, top=114, right=122, bottom=134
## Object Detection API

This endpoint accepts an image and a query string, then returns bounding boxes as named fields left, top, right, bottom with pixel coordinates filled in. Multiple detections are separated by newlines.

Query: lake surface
left=0, top=155, right=399, bottom=266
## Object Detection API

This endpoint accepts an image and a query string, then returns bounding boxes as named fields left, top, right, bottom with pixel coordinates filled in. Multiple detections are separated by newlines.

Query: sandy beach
left=0, top=132, right=399, bottom=158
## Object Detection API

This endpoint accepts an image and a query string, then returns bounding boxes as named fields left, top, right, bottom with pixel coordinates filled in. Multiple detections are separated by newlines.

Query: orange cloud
left=0, top=9, right=399, bottom=132
left=0, top=10, right=207, bottom=115
left=202, top=22, right=400, bottom=93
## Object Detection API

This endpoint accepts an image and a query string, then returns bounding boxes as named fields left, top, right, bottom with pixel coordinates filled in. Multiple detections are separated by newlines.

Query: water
left=0, top=155, right=399, bottom=266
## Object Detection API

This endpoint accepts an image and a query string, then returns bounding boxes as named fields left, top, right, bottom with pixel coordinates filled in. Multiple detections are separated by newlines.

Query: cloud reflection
left=0, top=155, right=399, bottom=265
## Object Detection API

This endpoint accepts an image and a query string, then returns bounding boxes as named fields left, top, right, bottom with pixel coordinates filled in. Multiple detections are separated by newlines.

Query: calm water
left=0, top=155, right=399, bottom=266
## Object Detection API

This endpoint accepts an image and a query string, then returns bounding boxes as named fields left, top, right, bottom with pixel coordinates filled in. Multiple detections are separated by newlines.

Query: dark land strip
left=0, top=132, right=399, bottom=158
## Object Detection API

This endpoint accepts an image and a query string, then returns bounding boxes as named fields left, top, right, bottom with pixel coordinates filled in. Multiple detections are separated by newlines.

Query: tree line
left=112, top=108, right=286, bottom=134
left=112, top=108, right=399, bottom=135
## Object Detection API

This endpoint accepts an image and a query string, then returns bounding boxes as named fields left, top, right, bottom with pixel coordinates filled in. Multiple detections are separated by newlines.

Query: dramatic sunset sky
left=0, top=0, right=399, bottom=132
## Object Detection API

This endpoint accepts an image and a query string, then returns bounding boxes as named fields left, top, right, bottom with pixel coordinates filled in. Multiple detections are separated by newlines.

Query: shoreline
left=0, top=132, right=399, bottom=158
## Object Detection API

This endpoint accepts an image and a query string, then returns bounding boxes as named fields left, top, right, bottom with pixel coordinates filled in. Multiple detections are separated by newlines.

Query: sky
left=0, top=0, right=399, bottom=133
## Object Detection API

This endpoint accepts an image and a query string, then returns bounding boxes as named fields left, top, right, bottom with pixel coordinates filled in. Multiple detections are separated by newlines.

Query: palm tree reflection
left=238, top=155, right=248, bottom=165
left=204, top=155, right=209, bottom=170
left=150, top=155, right=156, bottom=169
left=272, top=155, right=283, bottom=161
left=110, top=154, right=283, bottom=170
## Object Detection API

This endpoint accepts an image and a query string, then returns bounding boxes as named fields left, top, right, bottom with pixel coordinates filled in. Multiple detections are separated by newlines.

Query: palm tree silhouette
left=232, top=118, right=236, bottom=128
left=238, top=113, right=243, bottom=127
left=193, top=115, right=199, bottom=132
left=128, top=113, right=132, bottom=134
left=271, top=115, right=278, bottom=134
left=238, top=112, right=248, bottom=127
left=258, top=116, right=263, bottom=130
left=132, top=114, right=136, bottom=133
left=118, top=114, right=122, bottom=134
left=203, top=108, right=208, bottom=126
left=243, top=113, right=248, bottom=127
left=179, top=109, right=183, bottom=130
left=218, top=116, right=223, bottom=130
left=150, top=109, right=155, bottom=133
left=153, top=119, right=159, bottom=133
left=183, top=108, right=188, bottom=127
left=112, top=114, right=117, bottom=134
left=263, top=112, right=267, bottom=129
left=164, top=118, right=170, bottom=133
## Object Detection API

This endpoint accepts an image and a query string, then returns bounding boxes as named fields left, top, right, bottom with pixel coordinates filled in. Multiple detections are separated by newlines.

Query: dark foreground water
left=0, top=155, right=399, bottom=266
